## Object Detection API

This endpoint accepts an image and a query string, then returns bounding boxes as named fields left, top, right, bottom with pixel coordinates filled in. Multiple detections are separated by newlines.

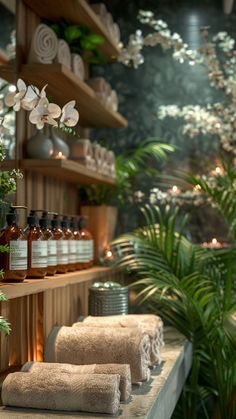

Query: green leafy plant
left=47, top=19, right=106, bottom=64
left=79, top=140, right=174, bottom=206
left=113, top=204, right=236, bottom=419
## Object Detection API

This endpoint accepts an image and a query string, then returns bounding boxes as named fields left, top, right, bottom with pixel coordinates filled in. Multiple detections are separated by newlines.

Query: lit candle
left=54, top=151, right=66, bottom=160
left=202, top=238, right=226, bottom=249
left=167, top=185, right=181, bottom=195
left=210, top=165, right=224, bottom=176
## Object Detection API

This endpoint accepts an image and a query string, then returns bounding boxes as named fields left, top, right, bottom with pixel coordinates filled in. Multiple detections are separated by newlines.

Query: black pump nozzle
left=78, top=216, right=87, bottom=230
left=61, top=215, right=69, bottom=230
left=27, top=209, right=39, bottom=227
left=51, top=213, right=60, bottom=229
left=6, top=205, right=27, bottom=226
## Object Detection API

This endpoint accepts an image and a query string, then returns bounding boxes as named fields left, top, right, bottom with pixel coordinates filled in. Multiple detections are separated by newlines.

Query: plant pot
left=80, top=205, right=118, bottom=263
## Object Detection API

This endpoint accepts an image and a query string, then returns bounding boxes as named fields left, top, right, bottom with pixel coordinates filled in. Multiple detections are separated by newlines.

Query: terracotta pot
left=80, top=205, right=117, bottom=262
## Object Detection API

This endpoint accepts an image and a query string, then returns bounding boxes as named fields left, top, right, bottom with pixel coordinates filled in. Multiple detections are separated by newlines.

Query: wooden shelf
left=1, top=158, right=116, bottom=186
left=23, top=0, right=120, bottom=60
left=0, top=64, right=128, bottom=128
left=0, top=266, right=112, bottom=300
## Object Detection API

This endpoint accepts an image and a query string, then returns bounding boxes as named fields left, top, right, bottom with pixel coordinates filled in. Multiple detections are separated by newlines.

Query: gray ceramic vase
left=26, top=129, right=53, bottom=159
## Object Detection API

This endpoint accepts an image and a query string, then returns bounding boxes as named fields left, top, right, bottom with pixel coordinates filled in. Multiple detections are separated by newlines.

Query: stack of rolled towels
left=1, top=314, right=164, bottom=415
left=69, top=138, right=116, bottom=178
left=87, top=77, right=119, bottom=112
left=28, top=23, right=85, bottom=81
left=91, top=3, right=121, bottom=46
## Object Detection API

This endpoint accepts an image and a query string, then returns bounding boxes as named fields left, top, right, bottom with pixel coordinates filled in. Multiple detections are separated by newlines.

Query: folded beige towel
left=22, top=361, right=131, bottom=402
left=83, top=314, right=164, bottom=366
left=2, top=371, right=120, bottom=414
left=29, top=23, right=58, bottom=64
left=45, top=325, right=150, bottom=383
left=55, top=39, right=71, bottom=69
left=71, top=53, right=85, bottom=80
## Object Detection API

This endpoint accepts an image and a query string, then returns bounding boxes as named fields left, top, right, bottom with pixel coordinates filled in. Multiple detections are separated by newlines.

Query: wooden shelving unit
left=0, top=64, right=128, bottom=128
left=2, top=159, right=116, bottom=185
left=23, top=0, right=120, bottom=59
left=0, top=266, right=112, bottom=300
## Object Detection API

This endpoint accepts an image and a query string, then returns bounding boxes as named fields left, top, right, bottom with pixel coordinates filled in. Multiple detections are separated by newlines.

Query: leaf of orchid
left=48, top=103, right=61, bottom=118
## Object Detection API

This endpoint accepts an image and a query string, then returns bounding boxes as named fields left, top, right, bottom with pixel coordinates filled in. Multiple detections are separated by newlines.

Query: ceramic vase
left=50, top=127, right=69, bottom=159
left=26, top=129, right=53, bottom=159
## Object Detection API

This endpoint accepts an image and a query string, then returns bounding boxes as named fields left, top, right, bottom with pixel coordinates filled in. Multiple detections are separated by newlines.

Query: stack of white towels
left=28, top=23, right=85, bottom=81
left=91, top=3, right=121, bottom=46
left=1, top=314, right=164, bottom=415
left=87, top=77, right=119, bottom=112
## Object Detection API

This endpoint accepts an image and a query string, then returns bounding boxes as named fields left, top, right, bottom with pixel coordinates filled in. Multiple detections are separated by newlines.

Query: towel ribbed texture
left=2, top=371, right=120, bottom=414
left=82, top=314, right=164, bottom=366
left=21, top=361, right=131, bottom=402
left=45, top=325, right=150, bottom=383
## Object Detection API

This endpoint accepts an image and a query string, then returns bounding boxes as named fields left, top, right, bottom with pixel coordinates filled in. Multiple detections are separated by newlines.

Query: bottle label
left=31, top=241, right=47, bottom=268
left=9, top=240, right=28, bottom=270
left=68, top=240, right=77, bottom=263
left=48, top=240, right=57, bottom=266
left=57, top=240, right=68, bottom=264
left=77, top=240, right=94, bottom=262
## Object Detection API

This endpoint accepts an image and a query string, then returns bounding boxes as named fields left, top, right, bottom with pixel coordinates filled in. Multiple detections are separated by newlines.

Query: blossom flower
left=60, top=100, right=79, bottom=127
left=4, top=78, right=47, bottom=111
left=29, top=97, right=61, bottom=130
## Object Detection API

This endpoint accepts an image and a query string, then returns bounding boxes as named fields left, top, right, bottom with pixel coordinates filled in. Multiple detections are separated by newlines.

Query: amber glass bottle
left=61, top=216, right=76, bottom=272
left=0, top=207, right=27, bottom=282
left=77, top=216, right=94, bottom=269
left=70, top=217, right=80, bottom=271
left=51, top=215, right=68, bottom=274
left=39, top=212, right=57, bottom=276
left=24, top=211, right=47, bottom=279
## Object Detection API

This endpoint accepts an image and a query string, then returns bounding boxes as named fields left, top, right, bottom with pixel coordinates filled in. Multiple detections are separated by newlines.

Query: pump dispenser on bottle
left=77, top=216, right=94, bottom=269
left=51, top=214, right=68, bottom=274
left=61, top=216, right=76, bottom=271
left=0, top=206, right=28, bottom=282
left=24, top=210, right=47, bottom=279
left=39, top=211, right=57, bottom=276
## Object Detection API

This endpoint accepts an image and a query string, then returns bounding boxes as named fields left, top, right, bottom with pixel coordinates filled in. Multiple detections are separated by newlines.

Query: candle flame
left=212, top=238, right=218, bottom=244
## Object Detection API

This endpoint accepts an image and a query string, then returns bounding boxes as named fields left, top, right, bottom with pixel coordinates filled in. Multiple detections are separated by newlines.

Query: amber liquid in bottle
left=39, top=213, right=57, bottom=276
left=51, top=216, right=68, bottom=274
left=62, top=216, right=76, bottom=272
left=0, top=208, right=27, bottom=282
left=24, top=213, right=47, bottom=279
left=77, top=217, right=94, bottom=270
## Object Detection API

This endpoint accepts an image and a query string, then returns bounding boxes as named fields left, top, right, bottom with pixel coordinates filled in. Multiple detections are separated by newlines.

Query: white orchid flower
left=21, top=84, right=47, bottom=111
left=60, top=100, right=79, bottom=127
left=5, top=78, right=47, bottom=112
left=29, top=97, right=61, bottom=130
left=5, top=78, right=27, bottom=111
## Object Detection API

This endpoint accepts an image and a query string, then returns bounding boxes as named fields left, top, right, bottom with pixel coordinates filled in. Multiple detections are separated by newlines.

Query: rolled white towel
left=71, top=53, right=85, bottom=80
left=55, top=39, right=71, bottom=69
left=2, top=371, right=120, bottom=414
left=21, top=361, right=131, bottom=402
left=107, top=90, right=119, bottom=112
left=107, top=150, right=116, bottom=178
left=45, top=325, right=151, bottom=383
left=29, top=23, right=58, bottom=64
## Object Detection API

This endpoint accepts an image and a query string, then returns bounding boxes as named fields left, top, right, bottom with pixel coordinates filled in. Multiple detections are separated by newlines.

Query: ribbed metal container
left=89, top=286, right=129, bottom=316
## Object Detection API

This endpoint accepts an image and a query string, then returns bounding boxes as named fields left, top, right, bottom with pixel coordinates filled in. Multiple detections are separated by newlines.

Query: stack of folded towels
left=1, top=313, right=164, bottom=415
left=87, top=77, right=119, bottom=112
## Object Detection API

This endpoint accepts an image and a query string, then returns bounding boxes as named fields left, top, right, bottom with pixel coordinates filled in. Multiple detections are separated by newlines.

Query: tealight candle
left=201, top=238, right=228, bottom=249
left=54, top=151, right=66, bottom=160
left=167, top=185, right=181, bottom=195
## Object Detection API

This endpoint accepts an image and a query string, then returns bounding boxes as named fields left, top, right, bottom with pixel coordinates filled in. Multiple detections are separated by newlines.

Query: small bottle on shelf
left=61, top=216, right=76, bottom=272
left=24, top=210, right=47, bottom=279
left=0, top=206, right=28, bottom=282
left=77, top=216, right=94, bottom=269
left=51, top=214, right=68, bottom=274
left=39, top=211, right=57, bottom=276
left=70, top=216, right=81, bottom=271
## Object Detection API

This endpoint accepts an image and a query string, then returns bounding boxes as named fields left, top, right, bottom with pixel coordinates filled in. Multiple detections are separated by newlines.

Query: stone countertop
left=0, top=327, right=192, bottom=419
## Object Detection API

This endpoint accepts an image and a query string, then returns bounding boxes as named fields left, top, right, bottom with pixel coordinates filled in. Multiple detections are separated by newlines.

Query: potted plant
left=79, top=140, right=174, bottom=262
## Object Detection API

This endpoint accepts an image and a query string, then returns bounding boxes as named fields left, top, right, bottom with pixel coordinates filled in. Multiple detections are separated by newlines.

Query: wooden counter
left=0, top=327, right=192, bottom=419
